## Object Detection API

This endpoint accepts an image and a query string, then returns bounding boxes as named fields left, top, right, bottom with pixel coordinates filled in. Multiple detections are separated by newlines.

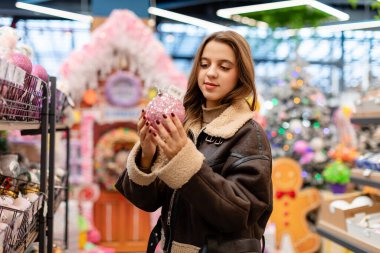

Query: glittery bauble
left=145, top=93, right=185, bottom=129
left=9, top=52, right=32, bottom=73
left=32, top=64, right=49, bottom=82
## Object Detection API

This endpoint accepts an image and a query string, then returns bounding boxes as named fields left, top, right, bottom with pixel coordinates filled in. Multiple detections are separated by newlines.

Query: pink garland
left=60, top=10, right=187, bottom=103
left=80, top=112, right=95, bottom=182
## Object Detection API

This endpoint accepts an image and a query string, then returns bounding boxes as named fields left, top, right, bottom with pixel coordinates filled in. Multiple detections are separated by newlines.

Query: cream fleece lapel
left=189, top=99, right=253, bottom=140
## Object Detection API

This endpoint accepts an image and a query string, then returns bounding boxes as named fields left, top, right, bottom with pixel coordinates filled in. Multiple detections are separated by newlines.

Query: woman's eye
left=200, top=63, right=208, bottom=68
left=220, top=66, right=230, bottom=71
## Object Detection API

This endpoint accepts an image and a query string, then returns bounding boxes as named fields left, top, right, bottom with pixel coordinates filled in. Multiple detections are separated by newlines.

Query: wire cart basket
left=0, top=193, right=44, bottom=253
left=0, top=70, right=45, bottom=122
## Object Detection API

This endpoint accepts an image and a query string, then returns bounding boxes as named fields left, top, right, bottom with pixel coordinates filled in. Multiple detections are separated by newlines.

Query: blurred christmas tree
left=263, top=62, right=336, bottom=187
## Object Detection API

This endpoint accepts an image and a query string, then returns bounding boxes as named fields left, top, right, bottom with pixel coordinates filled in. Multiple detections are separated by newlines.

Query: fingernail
left=153, top=133, right=157, bottom=137
left=171, top=113, right=175, bottom=117
left=163, top=114, right=167, bottom=119
left=142, top=109, right=145, bottom=113
left=149, top=129, right=151, bottom=133
left=146, top=122, right=149, bottom=126
left=143, top=116, right=146, bottom=120
left=156, top=120, right=160, bottom=125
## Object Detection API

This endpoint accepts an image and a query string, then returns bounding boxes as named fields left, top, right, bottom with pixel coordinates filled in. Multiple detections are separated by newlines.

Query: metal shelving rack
left=316, top=221, right=379, bottom=253
left=351, top=117, right=380, bottom=125
left=351, top=169, right=380, bottom=189
left=20, top=77, right=70, bottom=252
left=0, top=77, right=49, bottom=252
left=316, top=116, right=380, bottom=253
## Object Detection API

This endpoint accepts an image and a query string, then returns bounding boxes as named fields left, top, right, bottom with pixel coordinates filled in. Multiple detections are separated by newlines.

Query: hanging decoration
left=60, top=10, right=187, bottom=104
left=83, top=89, right=98, bottom=106
left=94, top=127, right=139, bottom=190
left=104, top=71, right=142, bottom=108
left=80, top=112, right=96, bottom=183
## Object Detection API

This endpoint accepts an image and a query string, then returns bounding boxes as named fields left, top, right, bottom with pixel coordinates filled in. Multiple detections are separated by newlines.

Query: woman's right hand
left=137, top=110, right=157, bottom=168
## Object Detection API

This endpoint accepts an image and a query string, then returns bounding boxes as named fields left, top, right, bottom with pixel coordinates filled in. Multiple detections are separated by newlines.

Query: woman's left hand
left=150, top=113, right=188, bottom=160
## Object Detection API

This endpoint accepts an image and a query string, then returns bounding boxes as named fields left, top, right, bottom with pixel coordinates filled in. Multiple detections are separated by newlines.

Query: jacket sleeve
left=154, top=138, right=205, bottom=189
left=114, top=141, right=169, bottom=212
left=180, top=122, right=273, bottom=233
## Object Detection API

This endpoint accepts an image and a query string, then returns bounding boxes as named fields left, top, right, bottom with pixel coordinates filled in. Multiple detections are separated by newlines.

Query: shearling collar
left=189, top=99, right=253, bottom=139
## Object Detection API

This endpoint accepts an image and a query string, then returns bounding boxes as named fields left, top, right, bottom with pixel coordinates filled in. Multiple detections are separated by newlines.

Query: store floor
left=54, top=200, right=79, bottom=252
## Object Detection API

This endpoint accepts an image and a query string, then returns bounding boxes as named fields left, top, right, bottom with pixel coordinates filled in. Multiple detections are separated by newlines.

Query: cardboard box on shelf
left=346, top=212, right=380, bottom=247
left=318, top=192, right=380, bottom=231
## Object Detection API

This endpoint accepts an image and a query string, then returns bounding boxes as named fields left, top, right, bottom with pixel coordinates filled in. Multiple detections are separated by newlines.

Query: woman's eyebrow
left=220, top=59, right=234, bottom=65
left=200, top=57, right=234, bottom=65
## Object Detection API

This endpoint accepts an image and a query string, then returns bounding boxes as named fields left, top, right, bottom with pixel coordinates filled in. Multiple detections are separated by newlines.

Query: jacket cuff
left=156, top=139, right=204, bottom=189
left=127, top=142, right=157, bottom=186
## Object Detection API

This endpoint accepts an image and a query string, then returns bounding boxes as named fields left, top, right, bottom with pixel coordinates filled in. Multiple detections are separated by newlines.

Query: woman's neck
left=202, top=103, right=229, bottom=127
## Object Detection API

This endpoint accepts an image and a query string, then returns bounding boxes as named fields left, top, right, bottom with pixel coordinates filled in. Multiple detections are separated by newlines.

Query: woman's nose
left=206, top=65, right=217, bottom=77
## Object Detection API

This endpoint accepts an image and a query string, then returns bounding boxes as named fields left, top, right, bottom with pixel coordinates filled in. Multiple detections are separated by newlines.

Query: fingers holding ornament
left=170, top=113, right=187, bottom=139
left=151, top=131, right=174, bottom=160
left=154, top=119, right=172, bottom=144
left=151, top=126, right=188, bottom=160
left=161, top=113, right=183, bottom=140
left=143, top=92, right=187, bottom=159
left=137, top=110, right=147, bottom=134
left=139, top=121, right=150, bottom=141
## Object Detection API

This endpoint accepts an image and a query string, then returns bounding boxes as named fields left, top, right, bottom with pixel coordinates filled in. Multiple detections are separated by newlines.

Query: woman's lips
left=205, top=82, right=218, bottom=89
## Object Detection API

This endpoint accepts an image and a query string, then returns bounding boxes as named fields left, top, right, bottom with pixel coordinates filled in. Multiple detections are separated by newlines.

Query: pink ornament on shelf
left=145, top=93, right=185, bottom=130
left=300, top=152, right=315, bottom=165
left=293, top=140, right=309, bottom=155
left=9, top=52, right=32, bottom=73
left=32, top=64, right=49, bottom=82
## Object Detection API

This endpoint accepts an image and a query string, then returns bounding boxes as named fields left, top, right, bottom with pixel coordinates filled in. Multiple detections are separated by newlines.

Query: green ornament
left=322, top=161, right=351, bottom=184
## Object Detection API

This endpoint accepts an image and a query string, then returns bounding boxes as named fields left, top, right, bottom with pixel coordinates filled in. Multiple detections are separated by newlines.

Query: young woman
left=115, top=30, right=273, bottom=253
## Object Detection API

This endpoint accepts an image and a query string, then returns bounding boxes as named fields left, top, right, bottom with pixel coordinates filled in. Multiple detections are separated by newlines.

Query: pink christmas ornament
left=300, top=152, right=315, bottom=165
left=87, top=228, right=101, bottom=243
left=9, top=52, right=32, bottom=73
left=32, top=64, right=49, bottom=82
left=293, top=140, right=309, bottom=155
left=145, top=93, right=185, bottom=130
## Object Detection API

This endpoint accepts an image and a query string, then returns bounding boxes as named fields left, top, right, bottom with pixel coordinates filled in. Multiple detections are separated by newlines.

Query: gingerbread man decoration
left=270, top=157, right=321, bottom=253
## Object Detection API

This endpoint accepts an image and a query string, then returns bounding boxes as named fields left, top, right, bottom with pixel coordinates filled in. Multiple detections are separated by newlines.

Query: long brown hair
left=183, top=30, right=257, bottom=129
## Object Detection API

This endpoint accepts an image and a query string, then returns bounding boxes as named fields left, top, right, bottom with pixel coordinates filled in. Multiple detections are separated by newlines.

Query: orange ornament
left=83, top=89, right=97, bottom=105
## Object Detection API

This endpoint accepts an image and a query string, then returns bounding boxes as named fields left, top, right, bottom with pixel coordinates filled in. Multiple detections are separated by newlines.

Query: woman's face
left=197, top=40, right=239, bottom=108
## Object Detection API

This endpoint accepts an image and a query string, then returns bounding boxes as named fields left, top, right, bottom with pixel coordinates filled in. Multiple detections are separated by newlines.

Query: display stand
left=317, top=221, right=378, bottom=253
left=54, top=124, right=70, bottom=249
left=317, top=116, right=380, bottom=252
left=350, top=117, right=380, bottom=125
left=351, top=169, right=380, bottom=189
left=0, top=74, right=48, bottom=252
left=10, top=77, right=70, bottom=252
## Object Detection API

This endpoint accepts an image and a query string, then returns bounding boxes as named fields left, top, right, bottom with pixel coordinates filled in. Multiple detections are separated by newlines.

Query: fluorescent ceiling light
left=275, top=20, right=380, bottom=37
left=148, top=7, right=230, bottom=32
left=15, top=1, right=93, bottom=23
left=314, top=20, right=380, bottom=32
left=217, top=0, right=350, bottom=22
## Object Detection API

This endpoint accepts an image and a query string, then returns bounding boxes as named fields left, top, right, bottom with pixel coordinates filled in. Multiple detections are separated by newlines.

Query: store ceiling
left=0, top=0, right=378, bottom=26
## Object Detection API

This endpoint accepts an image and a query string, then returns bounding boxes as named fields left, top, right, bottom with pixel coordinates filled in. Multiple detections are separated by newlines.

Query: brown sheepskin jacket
left=115, top=99, right=273, bottom=253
